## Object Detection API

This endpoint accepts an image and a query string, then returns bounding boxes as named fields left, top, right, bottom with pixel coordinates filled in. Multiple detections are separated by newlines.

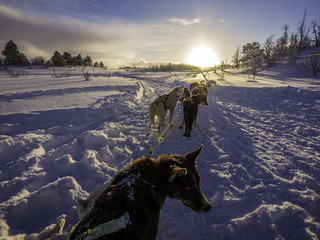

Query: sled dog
left=179, top=82, right=208, bottom=130
left=147, top=86, right=184, bottom=135
left=179, top=83, right=191, bottom=107
left=190, top=82, right=208, bottom=106
left=69, top=145, right=211, bottom=240
left=182, top=94, right=205, bottom=137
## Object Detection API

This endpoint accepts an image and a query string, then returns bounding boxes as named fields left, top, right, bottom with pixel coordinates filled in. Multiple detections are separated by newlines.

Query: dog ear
left=76, top=198, right=88, bottom=210
left=169, top=165, right=187, bottom=183
left=185, top=145, right=203, bottom=164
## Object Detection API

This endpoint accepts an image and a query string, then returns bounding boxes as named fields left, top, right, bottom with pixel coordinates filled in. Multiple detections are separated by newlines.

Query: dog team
left=147, top=80, right=209, bottom=137
left=67, top=81, right=212, bottom=240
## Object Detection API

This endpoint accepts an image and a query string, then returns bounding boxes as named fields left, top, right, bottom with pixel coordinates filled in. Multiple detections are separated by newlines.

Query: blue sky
left=0, top=0, right=319, bottom=67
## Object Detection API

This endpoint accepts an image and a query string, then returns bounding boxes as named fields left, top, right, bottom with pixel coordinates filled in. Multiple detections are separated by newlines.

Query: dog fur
left=179, top=82, right=209, bottom=130
left=190, top=83, right=208, bottom=106
left=147, top=86, right=184, bottom=135
left=76, top=182, right=110, bottom=220
left=179, top=85, right=191, bottom=107
left=69, top=145, right=211, bottom=240
left=182, top=95, right=204, bottom=137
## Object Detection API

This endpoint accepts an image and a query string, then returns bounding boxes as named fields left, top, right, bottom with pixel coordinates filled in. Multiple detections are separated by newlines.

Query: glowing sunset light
left=187, top=45, right=220, bottom=68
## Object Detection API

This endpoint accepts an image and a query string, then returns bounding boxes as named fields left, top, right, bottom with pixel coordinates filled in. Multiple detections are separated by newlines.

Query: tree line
left=0, top=40, right=105, bottom=69
left=231, top=10, right=320, bottom=81
left=120, top=62, right=202, bottom=72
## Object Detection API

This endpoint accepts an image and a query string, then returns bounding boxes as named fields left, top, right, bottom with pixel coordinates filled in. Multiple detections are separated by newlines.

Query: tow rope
left=147, top=106, right=183, bottom=157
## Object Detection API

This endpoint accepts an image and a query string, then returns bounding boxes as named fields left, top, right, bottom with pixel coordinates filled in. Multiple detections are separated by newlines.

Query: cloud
left=169, top=18, right=202, bottom=26
left=0, top=5, right=138, bottom=63
left=218, top=18, right=236, bottom=26
left=0, top=4, right=23, bottom=20
left=0, top=4, right=206, bottom=66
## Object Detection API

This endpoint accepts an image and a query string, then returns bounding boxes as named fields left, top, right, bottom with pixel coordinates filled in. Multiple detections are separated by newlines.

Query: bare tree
left=297, top=9, right=311, bottom=49
left=279, top=24, right=289, bottom=57
left=232, top=47, right=241, bottom=69
left=219, top=60, right=227, bottom=80
left=311, top=20, right=320, bottom=47
left=242, top=42, right=264, bottom=81
left=310, top=52, right=320, bottom=84
left=264, top=35, right=277, bottom=67
left=287, top=33, right=299, bottom=65
left=297, top=51, right=320, bottom=84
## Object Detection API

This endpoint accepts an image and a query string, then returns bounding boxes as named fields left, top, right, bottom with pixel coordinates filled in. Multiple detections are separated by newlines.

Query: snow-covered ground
left=0, top=65, right=319, bottom=240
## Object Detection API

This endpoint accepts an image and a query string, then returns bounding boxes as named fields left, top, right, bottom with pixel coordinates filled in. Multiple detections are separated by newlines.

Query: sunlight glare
left=187, top=45, right=219, bottom=68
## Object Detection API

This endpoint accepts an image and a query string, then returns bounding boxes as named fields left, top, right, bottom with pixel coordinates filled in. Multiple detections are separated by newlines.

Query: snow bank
left=0, top=67, right=320, bottom=239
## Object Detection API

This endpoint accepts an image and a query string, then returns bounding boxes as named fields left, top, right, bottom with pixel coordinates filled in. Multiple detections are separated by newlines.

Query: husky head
left=173, top=87, right=185, bottom=98
left=192, top=85, right=208, bottom=106
left=199, top=93, right=208, bottom=106
left=167, top=145, right=211, bottom=213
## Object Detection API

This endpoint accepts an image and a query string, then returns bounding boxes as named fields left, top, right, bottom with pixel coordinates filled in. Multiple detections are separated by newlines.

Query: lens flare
left=187, top=45, right=220, bottom=68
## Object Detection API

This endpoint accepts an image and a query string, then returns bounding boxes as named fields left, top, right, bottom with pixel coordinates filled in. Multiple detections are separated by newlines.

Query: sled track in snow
left=157, top=85, right=320, bottom=240
left=1, top=70, right=320, bottom=239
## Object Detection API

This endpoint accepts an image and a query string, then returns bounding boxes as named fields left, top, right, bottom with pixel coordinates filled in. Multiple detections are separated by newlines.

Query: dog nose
left=201, top=197, right=211, bottom=212
left=203, top=204, right=211, bottom=212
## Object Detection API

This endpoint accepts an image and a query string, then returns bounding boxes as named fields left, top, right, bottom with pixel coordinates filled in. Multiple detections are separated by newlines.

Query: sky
left=0, top=0, right=319, bottom=67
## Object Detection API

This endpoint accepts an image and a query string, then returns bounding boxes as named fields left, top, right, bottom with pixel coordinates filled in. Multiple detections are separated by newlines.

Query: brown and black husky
left=69, top=145, right=211, bottom=240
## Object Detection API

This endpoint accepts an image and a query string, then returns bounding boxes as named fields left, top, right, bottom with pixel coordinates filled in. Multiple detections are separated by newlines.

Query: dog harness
left=68, top=212, right=130, bottom=240
left=152, top=94, right=169, bottom=109
left=184, top=97, right=195, bottom=104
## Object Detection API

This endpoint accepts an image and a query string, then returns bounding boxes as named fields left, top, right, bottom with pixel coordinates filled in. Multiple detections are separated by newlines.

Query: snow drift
left=0, top=66, right=319, bottom=239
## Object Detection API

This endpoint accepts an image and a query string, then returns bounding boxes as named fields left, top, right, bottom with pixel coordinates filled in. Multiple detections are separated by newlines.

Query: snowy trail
left=0, top=68, right=320, bottom=239
left=0, top=71, right=184, bottom=235
left=152, top=85, right=320, bottom=239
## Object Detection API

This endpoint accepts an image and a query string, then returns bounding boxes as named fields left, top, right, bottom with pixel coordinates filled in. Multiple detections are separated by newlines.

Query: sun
left=187, top=45, right=220, bottom=68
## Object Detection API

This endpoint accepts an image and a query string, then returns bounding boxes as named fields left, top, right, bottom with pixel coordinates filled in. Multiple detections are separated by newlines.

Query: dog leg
left=187, top=130, right=191, bottom=137
left=168, top=110, right=174, bottom=127
left=184, top=128, right=191, bottom=137
left=148, top=104, right=159, bottom=136
left=187, top=125, right=192, bottom=137
left=146, top=123, right=152, bottom=136
left=184, top=119, right=191, bottom=137
left=183, top=131, right=187, bottom=137
left=179, top=118, right=184, bottom=129
left=194, top=110, right=199, bottom=126
left=158, top=108, right=166, bottom=133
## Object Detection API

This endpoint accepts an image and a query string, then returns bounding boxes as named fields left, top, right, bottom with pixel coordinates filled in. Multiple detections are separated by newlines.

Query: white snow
left=0, top=64, right=319, bottom=239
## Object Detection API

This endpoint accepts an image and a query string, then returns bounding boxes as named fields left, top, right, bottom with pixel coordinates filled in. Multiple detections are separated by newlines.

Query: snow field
left=0, top=67, right=319, bottom=239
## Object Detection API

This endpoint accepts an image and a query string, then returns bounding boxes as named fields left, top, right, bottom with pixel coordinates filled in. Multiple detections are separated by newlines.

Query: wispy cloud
left=0, top=5, right=204, bottom=66
left=218, top=18, right=236, bottom=26
left=0, top=5, right=140, bottom=64
left=169, top=18, right=202, bottom=26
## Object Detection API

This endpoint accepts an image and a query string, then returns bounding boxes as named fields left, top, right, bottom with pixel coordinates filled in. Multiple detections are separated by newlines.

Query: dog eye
left=184, top=182, right=196, bottom=190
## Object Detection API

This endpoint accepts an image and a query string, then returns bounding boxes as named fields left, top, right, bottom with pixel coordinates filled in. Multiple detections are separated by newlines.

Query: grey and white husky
left=147, top=86, right=184, bottom=135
